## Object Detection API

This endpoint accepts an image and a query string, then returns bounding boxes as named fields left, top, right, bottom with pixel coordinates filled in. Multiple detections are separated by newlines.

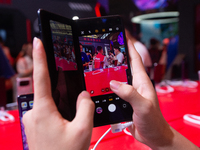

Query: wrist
left=143, top=119, right=172, bottom=149
left=149, top=125, right=199, bottom=150
left=148, top=123, right=174, bottom=150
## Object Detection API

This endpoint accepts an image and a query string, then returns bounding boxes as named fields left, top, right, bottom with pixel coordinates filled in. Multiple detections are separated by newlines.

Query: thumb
left=74, top=91, right=95, bottom=128
left=110, top=80, right=145, bottom=111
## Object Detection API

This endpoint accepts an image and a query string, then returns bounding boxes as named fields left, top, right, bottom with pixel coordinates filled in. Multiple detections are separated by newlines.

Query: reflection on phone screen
left=50, top=20, right=78, bottom=71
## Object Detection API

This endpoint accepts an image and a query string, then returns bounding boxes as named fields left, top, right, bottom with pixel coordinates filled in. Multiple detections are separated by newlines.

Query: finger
left=128, top=124, right=136, bottom=137
left=32, top=38, right=54, bottom=106
left=110, top=80, right=145, bottom=110
left=22, top=109, right=32, bottom=126
left=76, top=91, right=90, bottom=109
left=127, top=39, right=146, bottom=74
left=74, top=91, right=95, bottom=128
left=127, top=40, right=152, bottom=89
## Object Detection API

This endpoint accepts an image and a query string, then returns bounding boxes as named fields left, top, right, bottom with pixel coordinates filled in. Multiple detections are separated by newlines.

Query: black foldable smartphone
left=37, top=9, right=133, bottom=127
left=17, top=93, right=34, bottom=150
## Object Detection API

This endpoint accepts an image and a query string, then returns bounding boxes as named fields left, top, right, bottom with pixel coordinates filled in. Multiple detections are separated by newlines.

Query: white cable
left=91, top=127, right=111, bottom=150
left=183, top=114, right=200, bottom=125
left=111, top=121, right=133, bottom=133
left=182, top=81, right=198, bottom=88
left=165, top=80, right=183, bottom=86
left=123, top=128, right=132, bottom=136
left=155, top=85, right=174, bottom=93
left=166, top=80, right=198, bottom=88
left=91, top=121, right=133, bottom=150
left=0, top=110, right=15, bottom=121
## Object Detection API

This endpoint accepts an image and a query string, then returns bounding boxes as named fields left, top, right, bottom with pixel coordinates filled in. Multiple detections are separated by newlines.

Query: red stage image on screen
left=50, top=20, right=77, bottom=71
left=79, top=32, right=128, bottom=96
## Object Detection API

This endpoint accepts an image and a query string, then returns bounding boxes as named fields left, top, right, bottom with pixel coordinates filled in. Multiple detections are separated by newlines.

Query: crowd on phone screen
left=53, top=39, right=76, bottom=63
left=80, top=42, right=128, bottom=71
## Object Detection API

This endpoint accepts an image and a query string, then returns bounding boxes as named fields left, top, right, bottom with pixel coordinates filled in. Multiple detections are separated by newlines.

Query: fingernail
left=33, top=37, right=39, bottom=49
left=110, top=80, right=121, bottom=90
left=80, top=91, right=91, bottom=99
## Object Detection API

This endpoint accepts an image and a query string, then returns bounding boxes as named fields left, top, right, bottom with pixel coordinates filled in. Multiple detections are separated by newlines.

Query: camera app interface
left=78, top=18, right=132, bottom=126
left=78, top=24, right=128, bottom=97
left=50, top=20, right=77, bottom=71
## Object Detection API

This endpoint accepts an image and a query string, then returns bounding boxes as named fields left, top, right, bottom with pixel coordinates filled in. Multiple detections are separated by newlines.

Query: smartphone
left=17, top=93, right=34, bottom=150
left=75, top=16, right=133, bottom=126
left=37, top=9, right=133, bottom=127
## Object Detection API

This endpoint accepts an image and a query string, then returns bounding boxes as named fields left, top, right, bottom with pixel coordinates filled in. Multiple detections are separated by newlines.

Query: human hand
left=23, top=38, right=95, bottom=150
left=110, top=40, right=199, bottom=150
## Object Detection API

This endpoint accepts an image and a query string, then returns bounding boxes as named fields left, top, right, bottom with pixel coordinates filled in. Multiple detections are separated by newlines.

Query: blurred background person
left=15, top=43, right=29, bottom=66
left=86, top=52, right=92, bottom=61
left=108, top=51, right=115, bottom=65
left=148, top=38, right=163, bottom=64
left=0, top=36, right=14, bottom=67
left=80, top=43, right=90, bottom=70
left=0, top=45, right=15, bottom=103
left=125, top=28, right=152, bottom=69
left=166, top=35, right=179, bottom=70
left=159, top=38, right=170, bottom=65
left=16, top=43, right=33, bottom=77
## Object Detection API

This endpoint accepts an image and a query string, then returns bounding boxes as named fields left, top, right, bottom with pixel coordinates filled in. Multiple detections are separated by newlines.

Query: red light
left=95, top=2, right=101, bottom=17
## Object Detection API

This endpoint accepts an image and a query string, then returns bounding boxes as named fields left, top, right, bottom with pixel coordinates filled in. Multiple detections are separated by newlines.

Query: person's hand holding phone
left=110, top=40, right=199, bottom=150
left=22, top=38, right=95, bottom=150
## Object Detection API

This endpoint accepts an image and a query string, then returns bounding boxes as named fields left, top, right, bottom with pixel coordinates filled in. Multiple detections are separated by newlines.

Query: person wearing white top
left=125, top=29, right=152, bottom=68
left=16, top=43, right=33, bottom=77
left=133, top=41, right=152, bottom=67
left=113, top=44, right=124, bottom=65
left=116, top=52, right=124, bottom=64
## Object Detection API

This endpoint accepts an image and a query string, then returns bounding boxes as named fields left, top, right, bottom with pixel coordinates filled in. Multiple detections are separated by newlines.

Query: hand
left=23, top=38, right=95, bottom=150
left=110, top=40, right=199, bottom=150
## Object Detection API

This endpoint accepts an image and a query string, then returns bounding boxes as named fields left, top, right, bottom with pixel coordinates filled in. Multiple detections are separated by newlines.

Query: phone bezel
left=37, top=9, right=85, bottom=93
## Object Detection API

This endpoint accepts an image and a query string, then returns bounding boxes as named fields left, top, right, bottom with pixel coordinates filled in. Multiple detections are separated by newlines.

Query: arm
left=83, top=62, right=89, bottom=67
left=110, top=40, right=199, bottom=150
left=23, top=38, right=95, bottom=150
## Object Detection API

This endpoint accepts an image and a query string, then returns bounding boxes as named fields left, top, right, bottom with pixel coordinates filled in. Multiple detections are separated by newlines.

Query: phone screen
left=18, top=94, right=34, bottom=150
left=76, top=16, right=133, bottom=126
left=47, top=18, right=84, bottom=122
left=50, top=20, right=78, bottom=71
left=79, top=31, right=128, bottom=97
